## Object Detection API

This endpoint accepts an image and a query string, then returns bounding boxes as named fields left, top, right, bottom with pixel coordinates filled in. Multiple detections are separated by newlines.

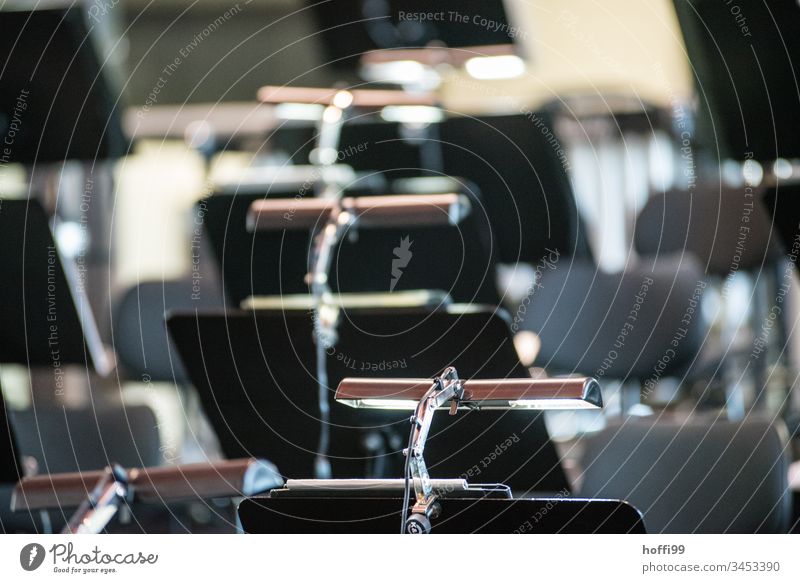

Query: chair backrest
left=11, top=404, right=161, bottom=474
left=634, top=186, right=783, bottom=276
left=1, top=387, right=29, bottom=532
left=340, top=112, right=593, bottom=265
left=763, top=182, right=800, bottom=264
left=524, top=255, right=707, bottom=381
left=579, top=416, right=791, bottom=533
left=114, top=279, right=223, bottom=383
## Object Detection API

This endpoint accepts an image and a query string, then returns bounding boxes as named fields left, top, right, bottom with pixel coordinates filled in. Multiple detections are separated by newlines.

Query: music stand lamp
left=12, top=458, right=282, bottom=534
left=334, top=368, right=602, bottom=533
left=247, top=193, right=470, bottom=479
left=258, top=86, right=441, bottom=182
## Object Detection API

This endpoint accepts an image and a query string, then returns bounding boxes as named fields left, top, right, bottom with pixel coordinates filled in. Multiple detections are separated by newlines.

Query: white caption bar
left=0, top=534, right=797, bottom=581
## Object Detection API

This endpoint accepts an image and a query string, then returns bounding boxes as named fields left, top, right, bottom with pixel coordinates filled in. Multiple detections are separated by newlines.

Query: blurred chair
left=521, top=255, right=707, bottom=407
left=1, top=381, right=29, bottom=533
left=7, top=403, right=162, bottom=532
left=340, top=112, right=594, bottom=267
left=634, top=185, right=782, bottom=275
left=578, top=416, right=791, bottom=533
left=634, top=185, right=786, bottom=416
left=11, top=405, right=161, bottom=474
left=113, top=278, right=226, bottom=468
left=114, top=278, right=224, bottom=384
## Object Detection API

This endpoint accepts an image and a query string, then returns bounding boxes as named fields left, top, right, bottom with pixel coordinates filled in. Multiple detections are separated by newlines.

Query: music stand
left=0, top=380, right=22, bottom=487
left=0, top=199, right=111, bottom=374
left=249, top=193, right=477, bottom=478
left=167, top=305, right=569, bottom=493
left=0, top=5, right=127, bottom=163
left=672, top=0, right=800, bottom=162
left=238, top=493, right=645, bottom=533
left=238, top=371, right=644, bottom=534
left=8, top=458, right=282, bottom=534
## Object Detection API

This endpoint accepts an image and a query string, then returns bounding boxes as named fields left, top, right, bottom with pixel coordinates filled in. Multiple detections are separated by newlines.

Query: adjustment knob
left=405, top=513, right=432, bottom=534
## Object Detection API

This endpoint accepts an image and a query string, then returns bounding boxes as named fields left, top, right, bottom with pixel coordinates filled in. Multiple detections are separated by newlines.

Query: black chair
left=521, top=255, right=707, bottom=384
left=634, top=185, right=783, bottom=275
left=579, top=416, right=791, bottom=533
left=10, top=405, right=161, bottom=475
left=340, top=112, right=593, bottom=266
left=0, top=381, right=27, bottom=533
left=635, top=185, right=786, bottom=415
left=114, top=279, right=224, bottom=384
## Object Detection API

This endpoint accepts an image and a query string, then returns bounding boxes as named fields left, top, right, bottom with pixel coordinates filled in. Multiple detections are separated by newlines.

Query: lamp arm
left=311, top=89, right=353, bottom=167
left=306, top=206, right=354, bottom=479
left=63, top=464, right=130, bottom=534
left=313, top=104, right=344, bottom=166
left=308, top=208, right=354, bottom=342
left=406, top=367, right=463, bottom=516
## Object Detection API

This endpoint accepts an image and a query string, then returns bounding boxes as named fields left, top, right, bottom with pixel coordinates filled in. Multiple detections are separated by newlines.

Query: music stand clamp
left=404, top=367, right=464, bottom=533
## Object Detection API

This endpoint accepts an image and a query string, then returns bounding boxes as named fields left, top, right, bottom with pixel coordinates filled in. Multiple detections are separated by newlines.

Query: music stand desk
left=167, top=305, right=569, bottom=493
left=238, top=493, right=645, bottom=534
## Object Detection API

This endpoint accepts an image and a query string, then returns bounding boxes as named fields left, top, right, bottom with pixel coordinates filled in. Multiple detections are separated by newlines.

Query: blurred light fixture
left=380, top=105, right=444, bottom=125
left=743, top=158, right=764, bottom=186
left=274, top=103, right=325, bottom=121
left=773, top=158, right=794, bottom=180
left=513, top=330, right=541, bottom=367
left=360, top=60, right=442, bottom=91
left=247, top=193, right=471, bottom=232
left=465, top=55, right=525, bottom=80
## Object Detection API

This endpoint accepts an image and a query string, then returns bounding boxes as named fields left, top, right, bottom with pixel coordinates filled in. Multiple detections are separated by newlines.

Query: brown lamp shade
left=335, top=377, right=603, bottom=410
left=257, top=86, right=437, bottom=108
left=12, top=458, right=280, bottom=511
left=247, top=193, right=470, bottom=231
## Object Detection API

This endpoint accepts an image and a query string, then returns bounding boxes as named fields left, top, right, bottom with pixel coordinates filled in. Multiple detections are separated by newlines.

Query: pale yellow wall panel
left=441, top=0, right=692, bottom=113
